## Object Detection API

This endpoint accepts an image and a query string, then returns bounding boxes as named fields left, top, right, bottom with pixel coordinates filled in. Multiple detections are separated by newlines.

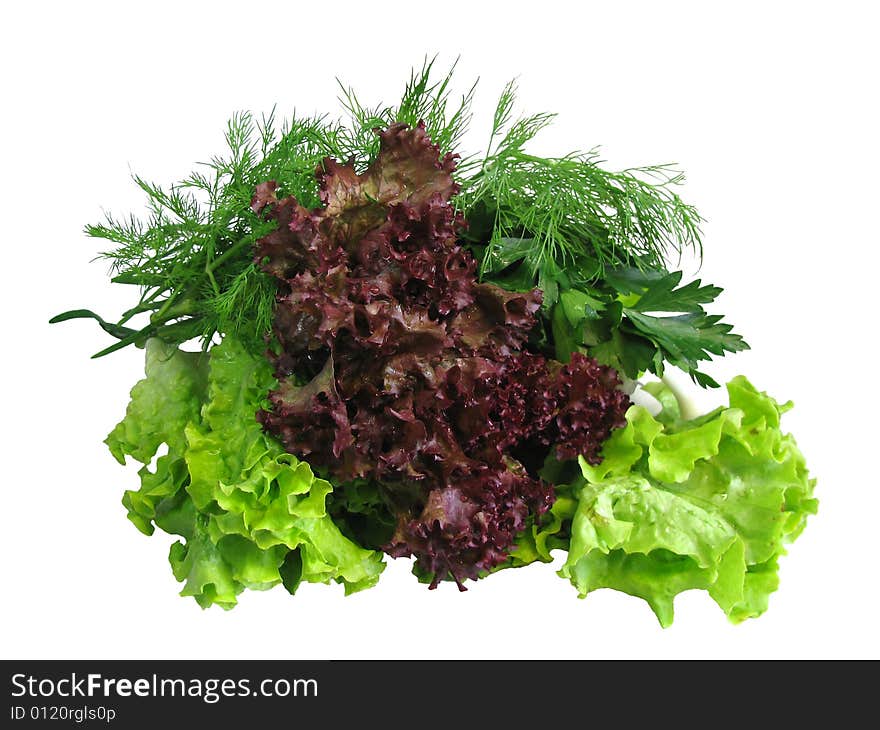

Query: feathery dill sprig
left=457, top=81, right=703, bottom=294
left=335, top=56, right=477, bottom=165
left=70, top=111, right=335, bottom=356
left=53, top=62, right=706, bottom=358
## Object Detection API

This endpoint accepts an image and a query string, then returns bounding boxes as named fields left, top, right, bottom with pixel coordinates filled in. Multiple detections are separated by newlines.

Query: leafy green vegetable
left=450, top=82, right=744, bottom=387
left=547, top=266, right=749, bottom=387
left=480, top=235, right=748, bottom=386
left=105, top=339, right=207, bottom=533
left=458, top=80, right=703, bottom=288
left=53, top=61, right=716, bottom=381
left=107, top=336, right=384, bottom=608
left=52, top=60, right=477, bottom=357
left=55, top=62, right=806, bottom=620
left=513, top=376, right=816, bottom=626
left=75, top=112, right=331, bottom=357
left=334, top=58, right=476, bottom=168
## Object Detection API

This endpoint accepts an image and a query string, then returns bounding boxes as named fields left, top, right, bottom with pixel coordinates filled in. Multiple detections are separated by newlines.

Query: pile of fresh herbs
left=53, top=61, right=816, bottom=625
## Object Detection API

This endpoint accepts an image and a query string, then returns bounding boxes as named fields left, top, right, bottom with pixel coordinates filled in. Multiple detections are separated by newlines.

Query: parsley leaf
left=547, top=266, right=748, bottom=387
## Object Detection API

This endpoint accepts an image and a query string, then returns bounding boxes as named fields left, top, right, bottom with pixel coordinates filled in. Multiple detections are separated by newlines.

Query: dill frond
left=336, top=56, right=477, bottom=166
left=61, top=62, right=705, bottom=358
left=457, top=81, right=703, bottom=285
left=83, top=111, right=337, bottom=354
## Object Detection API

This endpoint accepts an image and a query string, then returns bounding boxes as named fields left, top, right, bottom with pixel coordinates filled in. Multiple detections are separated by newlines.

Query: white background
left=2, top=1, right=877, bottom=659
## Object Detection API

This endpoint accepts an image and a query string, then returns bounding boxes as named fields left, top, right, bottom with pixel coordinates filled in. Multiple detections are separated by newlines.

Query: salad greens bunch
left=54, top=61, right=815, bottom=624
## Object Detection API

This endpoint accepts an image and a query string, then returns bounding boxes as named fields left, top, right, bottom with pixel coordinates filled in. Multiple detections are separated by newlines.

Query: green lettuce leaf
left=555, top=375, right=816, bottom=626
left=106, top=337, right=384, bottom=608
left=106, top=339, right=208, bottom=535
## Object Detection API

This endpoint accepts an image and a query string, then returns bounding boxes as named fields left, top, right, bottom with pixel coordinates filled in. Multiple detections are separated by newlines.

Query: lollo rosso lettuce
left=106, top=337, right=385, bottom=608
left=252, top=122, right=630, bottom=588
left=512, top=376, right=817, bottom=626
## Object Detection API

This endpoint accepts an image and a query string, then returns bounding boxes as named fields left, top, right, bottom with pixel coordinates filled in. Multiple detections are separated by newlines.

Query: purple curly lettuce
left=253, top=122, right=630, bottom=588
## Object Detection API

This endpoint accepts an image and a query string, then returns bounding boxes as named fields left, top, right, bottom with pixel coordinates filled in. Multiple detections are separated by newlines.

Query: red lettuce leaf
left=254, top=122, right=629, bottom=587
